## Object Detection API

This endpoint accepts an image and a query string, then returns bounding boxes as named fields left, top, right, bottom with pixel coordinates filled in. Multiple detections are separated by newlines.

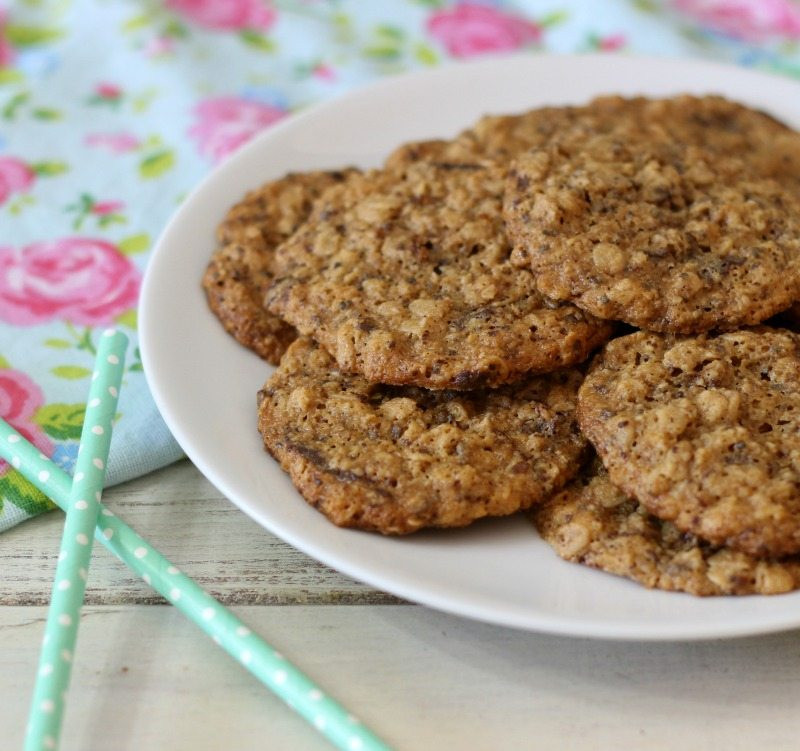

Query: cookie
left=578, top=328, right=800, bottom=556
left=266, top=161, right=612, bottom=389
left=203, top=169, right=356, bottom=364
left=504, top=118, right=800, bottom=332
left=387, top=95, right=800, bottom=182
left=257, top=337, right=587, bottom=534
left=383, top=104, right=585, bottom=169
left=534, top=459, right=800, bottom=596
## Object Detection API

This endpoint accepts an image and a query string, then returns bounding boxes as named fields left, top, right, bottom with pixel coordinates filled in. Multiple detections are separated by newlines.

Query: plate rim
left=140, top=52, right=800, bottom=641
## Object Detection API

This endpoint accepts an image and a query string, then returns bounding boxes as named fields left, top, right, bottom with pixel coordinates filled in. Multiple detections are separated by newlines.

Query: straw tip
left=101, top=328, right=129, bottom=345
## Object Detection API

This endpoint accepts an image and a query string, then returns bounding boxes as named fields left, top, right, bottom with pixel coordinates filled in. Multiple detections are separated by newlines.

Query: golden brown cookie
left=258, top=337, right=588, bottom=534
left=578, top=328, right=800, bottom=557
left=387, top=95, right=800, bottom=183
left=534, top=459, right=800, bottom=596
left=504, top=118, right=800, bottom=333
left=266, top=161, right=612, bottom=389
left=383, top=104, right=585, bottom=169
left=202, top=169, right=356, bottom=364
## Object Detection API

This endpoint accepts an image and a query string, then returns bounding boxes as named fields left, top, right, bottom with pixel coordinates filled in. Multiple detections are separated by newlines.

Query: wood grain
left=0, top=460, right=400, bottom=606
left=4, top=604, right=800, bottom=751
left=5, top=460, right=800, bottom=750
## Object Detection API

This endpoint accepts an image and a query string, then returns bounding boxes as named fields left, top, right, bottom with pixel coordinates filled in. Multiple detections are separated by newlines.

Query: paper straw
left=0, top=426, right=392, bottom=750
left=24, top=328, right=128, bottom=751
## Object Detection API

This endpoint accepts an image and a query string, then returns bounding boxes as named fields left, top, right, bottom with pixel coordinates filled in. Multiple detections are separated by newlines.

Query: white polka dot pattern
left=0, top=326, right=392, bottom=751
left=23, top=329, right=128, bottom=751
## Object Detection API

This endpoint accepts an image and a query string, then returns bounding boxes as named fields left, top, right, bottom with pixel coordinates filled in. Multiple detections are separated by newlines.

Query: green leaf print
left=122, top=13, right=155, bottom=33
left=630, top=0, right=661, bottom=12
left=32, top=107, right=62, bottom=121
left=51, top=365, right=92, bottom=380
left=239, top=29, right=276, bottom=52
left=539, top=11, right=570, bottom=28
left=31, top=161, right=68, bottom=176
left=44, top=338, right=72, bottom=349
left=0, top=69, right=25, bottom=86
left=0, top=470, right=56, bottom=517
left=2, top=91, right=29, bottom=120
left=413, top=43, right=438, bottom=66
left=33, top=403, right=86, bottom=440
left=118, top=233, right=151, bottom=255
left=364, top=24, right=406, bottom=60
left=139, top=149, right=175, bottom=179
left=4, top=25, right=63, bottom=47
left=115, top=309, right=138, bottom=330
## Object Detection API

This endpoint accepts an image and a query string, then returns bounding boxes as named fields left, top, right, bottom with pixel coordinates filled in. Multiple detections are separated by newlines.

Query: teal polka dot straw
left=24, top=328, right=128, bottom=751
left=1, top=335, right=392, bottom=751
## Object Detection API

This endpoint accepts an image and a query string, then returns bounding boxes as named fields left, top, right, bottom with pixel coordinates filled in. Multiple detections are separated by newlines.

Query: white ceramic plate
left=140, top=54, right=800, bottom=641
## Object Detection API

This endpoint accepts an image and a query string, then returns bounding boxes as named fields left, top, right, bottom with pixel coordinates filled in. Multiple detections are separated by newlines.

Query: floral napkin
left=1, top=0, right=799, bottom=533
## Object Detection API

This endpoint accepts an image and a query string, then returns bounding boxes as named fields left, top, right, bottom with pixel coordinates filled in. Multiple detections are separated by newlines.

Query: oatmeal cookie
left=578, top=328, right=800, bottom=556
left=203, top=169, right=356, bottom=364
left=387, top=95, right=800, bottom=187
left=266, top=161, right=612, bottom=389
left=383, top=104, right=587, bottom=169
left=534, top=459, right=800, bottom=596
left=504, top=119, right=800, bottom=332
left=258, top=337, right=587, bottom=534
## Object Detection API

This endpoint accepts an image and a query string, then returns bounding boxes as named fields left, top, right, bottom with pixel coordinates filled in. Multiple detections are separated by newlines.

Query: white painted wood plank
left=2, top=605, right=800, bottom=751
left=0, top=460, right=397, bottom=606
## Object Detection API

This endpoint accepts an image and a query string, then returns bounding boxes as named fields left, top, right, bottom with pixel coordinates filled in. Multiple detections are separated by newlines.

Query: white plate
left=140, top=54, right=800, bottom=641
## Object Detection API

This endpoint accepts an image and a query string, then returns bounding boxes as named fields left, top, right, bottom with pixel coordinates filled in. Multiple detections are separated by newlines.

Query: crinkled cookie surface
left=534, top=459, right=800, bottom=595
left=202, top=169, right=356, bottom=363
left=504, top=122, right=800, bottom=332
left=387, top=94, right=800, bottom=182
left=258, top=337, right=587, bottom=534
left=578, top=329, right=800, bottom=556
left=266, top=161, right=611, bottom=389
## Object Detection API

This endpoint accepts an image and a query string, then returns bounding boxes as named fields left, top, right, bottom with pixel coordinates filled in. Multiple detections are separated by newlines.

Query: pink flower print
left=95, top=82, right=123, bottom=100
left=0, top=238, right=140, bottom=326
left=427, top=2, right=542, bottom=59
left=0, top=9, right=14, bottom=67
left=90, top=200, right=125, bottom=216
left=142, top=35, right=176, bottom=58
left=599, top=33, right=627, bottom=51
left=312, top=63, right=336, bottom=82
left=0, top=35, right=14, bottom=68
left=66, top=194, right=127, bottom=230
left=671, top=0, right=800, bottom=42
left=166, top=0, right=276, bottom=31
left=0, top=157, right=35, bottom=206
left=189, top=96, right=286, bottom=163
left=84, top=133, right=142, bottom=154
left=0, top=368, right=53, bottom=476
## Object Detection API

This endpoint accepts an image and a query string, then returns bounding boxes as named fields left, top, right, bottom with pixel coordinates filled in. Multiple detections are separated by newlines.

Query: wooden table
left=3, top=459, right=800, bottom=750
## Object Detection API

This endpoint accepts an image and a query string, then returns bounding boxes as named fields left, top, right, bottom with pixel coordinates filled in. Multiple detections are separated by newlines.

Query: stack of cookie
left=202, top=93, right=800, bottom=596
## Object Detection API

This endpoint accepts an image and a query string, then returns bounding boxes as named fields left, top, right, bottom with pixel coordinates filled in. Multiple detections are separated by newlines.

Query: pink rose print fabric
left=427, top=2, right=542, bottom=58
left=0, top=9, right=15, bottom=68
left=0, top=239, right=140, bottom=326
left=84, top=133, right=142, bottom=154
left=671, top=0, right=800, bottom=41
left=0, top=0, right=799, bottom=534
left=189, top=96, right=287, bottom=163
left=0, top=158, right=34, bottom=206
left=166, top=0, right=276, bottom=31
left=0, top=369, right=53, bottom=476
